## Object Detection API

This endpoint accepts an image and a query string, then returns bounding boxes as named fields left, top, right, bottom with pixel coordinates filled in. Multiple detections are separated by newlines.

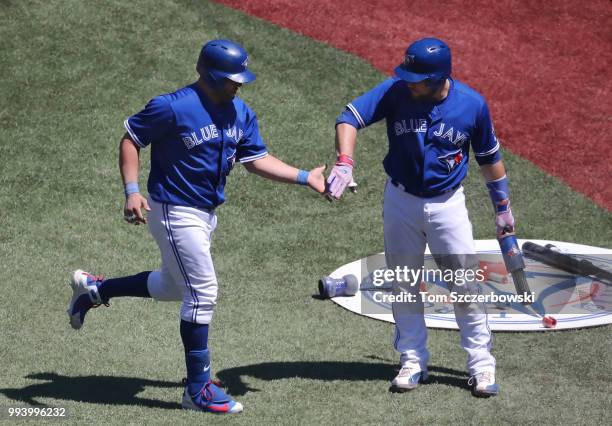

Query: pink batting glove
left=495, top=203, right=515, bottom=235
left=326, top=155, right=354, bottom=199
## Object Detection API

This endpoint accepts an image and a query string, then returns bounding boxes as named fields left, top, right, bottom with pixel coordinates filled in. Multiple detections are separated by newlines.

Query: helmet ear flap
left=197, top=59, right=224, bottom=90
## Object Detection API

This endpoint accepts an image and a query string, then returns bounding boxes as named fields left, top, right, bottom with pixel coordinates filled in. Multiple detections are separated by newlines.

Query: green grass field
left=1, top=0, right=611, bottom=424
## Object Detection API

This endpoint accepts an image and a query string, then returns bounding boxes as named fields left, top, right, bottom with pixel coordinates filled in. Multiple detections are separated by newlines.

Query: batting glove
left=495, top=202, right=515, bottom=235
left=326, top=155, right=354, bottom=199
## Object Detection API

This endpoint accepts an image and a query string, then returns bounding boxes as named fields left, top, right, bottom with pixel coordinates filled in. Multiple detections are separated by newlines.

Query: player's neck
left=432, top=79, right=451, bottom=102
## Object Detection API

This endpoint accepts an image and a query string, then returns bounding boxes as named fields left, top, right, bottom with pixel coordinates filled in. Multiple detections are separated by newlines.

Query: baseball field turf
left=1, top=0, right=610, bottom=424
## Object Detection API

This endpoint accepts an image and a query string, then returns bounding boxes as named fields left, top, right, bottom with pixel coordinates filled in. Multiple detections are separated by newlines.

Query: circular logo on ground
left=327, top=240, right=612, bottom=331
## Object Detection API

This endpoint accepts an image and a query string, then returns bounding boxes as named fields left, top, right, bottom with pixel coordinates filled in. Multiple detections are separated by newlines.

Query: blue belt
left=390, top=179, right=459, bottom=198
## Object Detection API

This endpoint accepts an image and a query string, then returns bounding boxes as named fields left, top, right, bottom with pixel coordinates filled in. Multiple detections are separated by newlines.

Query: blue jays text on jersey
left=337, top=78, right=501, bottom=197
left=124, top=83, right=268, bottom=209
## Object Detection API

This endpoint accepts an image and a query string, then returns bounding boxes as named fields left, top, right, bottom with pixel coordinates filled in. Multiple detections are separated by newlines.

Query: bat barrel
left=522, top=242, right=612, bottom=285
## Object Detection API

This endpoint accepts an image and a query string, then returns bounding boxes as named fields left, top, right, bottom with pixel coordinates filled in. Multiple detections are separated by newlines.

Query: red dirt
left=216, top=0, right=612, bottom=210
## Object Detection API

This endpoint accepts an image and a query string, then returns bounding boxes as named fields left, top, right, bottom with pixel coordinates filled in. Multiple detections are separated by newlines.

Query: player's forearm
left=335, top=123, right=358, bottom=157
left=482, top=160, right=514, bottom=235
left=480, top=160, right=506, bottom=182
left=119, top=134, right=141, bottom=186
left=243, top=154, right=303, bottom=184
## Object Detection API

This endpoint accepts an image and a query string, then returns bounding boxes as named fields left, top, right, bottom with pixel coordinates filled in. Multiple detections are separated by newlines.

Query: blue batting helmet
left=394, top=38, right=451, bottom=85
left=197, top=39, right=255, bottom=88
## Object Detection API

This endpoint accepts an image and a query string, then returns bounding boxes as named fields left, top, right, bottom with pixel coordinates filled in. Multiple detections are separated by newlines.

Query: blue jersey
left=124, top=83, right=268, bottom=209
left=337, top=78, right=501, bottom=197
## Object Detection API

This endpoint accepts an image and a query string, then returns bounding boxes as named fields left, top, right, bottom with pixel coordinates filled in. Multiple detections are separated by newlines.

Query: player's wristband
left=296, top=169, right=309, bottom=186
left=124, top=182, right=140, bottom=198
left=486, top=175, right=510, bottom=213
left=337, top=154, right=354, bottom=167
left=486, top=175, right=509, bottom=203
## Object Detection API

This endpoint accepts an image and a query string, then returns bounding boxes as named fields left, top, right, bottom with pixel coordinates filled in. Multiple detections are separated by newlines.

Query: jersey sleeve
left=336, top=78, right=396, bottom=129
left=124, top=96, right=174, bottom=148
left=237, top=109, right=268, bottom=163
left=471, top=101, right=501, bottom=165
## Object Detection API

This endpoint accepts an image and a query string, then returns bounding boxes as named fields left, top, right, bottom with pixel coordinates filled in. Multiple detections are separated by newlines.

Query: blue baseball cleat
left=182, top=381, right=243, bottom=414
left=468, top=371, right=499, bottom=397
left=391, top=365, right=429, bottom=392
left=67, top=269, right=107, bottom=330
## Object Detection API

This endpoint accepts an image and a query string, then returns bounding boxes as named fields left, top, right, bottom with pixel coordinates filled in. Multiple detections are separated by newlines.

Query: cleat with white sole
left=66, top=269, right=106, bottom=330
left=468, top=371, right=499, bottom=397
left=182, top=381, right=243, bottom=414
left=391, top=365, right=429, bottom=392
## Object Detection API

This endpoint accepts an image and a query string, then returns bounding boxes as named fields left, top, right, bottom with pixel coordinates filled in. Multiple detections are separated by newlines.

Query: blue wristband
left=124, top=182, right=140, bottom=198
left=296, top=169, right=309, bottom=186
left=486, top=175, right=509, bottom=203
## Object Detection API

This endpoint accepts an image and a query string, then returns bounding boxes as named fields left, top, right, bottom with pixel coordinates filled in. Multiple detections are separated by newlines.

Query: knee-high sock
left=180, top=319, right=210, bottom=396
left=97, top=271, right=152, bottom=302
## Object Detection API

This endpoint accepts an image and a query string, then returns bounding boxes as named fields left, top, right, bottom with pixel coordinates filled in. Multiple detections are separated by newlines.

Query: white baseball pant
left=145, top=198, right=218, bottom=324
left=383, top=179, right=495, bottom=375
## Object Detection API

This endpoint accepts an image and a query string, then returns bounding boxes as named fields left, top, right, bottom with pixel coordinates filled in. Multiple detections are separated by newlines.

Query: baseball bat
left=497, top=229, right=532, bottom=303
left=522, top=242, right=612, bottom=285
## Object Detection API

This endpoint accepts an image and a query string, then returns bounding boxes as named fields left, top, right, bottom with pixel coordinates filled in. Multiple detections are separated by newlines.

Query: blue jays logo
left=438, top=150, right=464, bottom=172
left=225, top=126, right=244, bottom=143
left=403, top=54, right=415, bottom=68
left=507, top=246, right=520, bottom=257
left=433, top=123, right=468, bottom=146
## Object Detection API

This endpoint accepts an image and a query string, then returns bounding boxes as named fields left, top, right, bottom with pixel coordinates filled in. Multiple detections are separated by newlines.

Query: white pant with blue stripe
left=384, top=180, right=496, bottom=375
left=146, top=198, right=218, bottom=324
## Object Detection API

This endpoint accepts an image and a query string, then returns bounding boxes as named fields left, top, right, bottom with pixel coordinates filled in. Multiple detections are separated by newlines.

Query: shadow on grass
left=423, top=366, right=471, bottom=390
left=1, top=364, right=471, bottom=405
left=216, top=361, right=471, bottom=395
left=0, top=372, right=182, bottom=409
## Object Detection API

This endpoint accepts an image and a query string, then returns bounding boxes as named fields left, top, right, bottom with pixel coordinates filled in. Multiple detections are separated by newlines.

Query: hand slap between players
left=307, top=164, right=328, bottom=194
left=124, top=193, right=151, bottom=225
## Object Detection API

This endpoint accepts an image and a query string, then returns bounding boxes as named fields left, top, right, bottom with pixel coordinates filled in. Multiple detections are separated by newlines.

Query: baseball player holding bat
left=66, top=39, right=326, bottom=414
left=329, top=38, right=516, bottom=396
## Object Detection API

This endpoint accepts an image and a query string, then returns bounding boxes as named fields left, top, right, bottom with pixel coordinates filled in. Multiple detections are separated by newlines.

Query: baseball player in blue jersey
left=329, top=38, right=515, bottom=397
left=66, top=39, right=326, bottom=414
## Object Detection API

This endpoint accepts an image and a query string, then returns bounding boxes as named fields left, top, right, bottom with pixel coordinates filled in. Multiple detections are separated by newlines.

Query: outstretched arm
left=335, top=123, right=358, bottom=158
left=243, top=154, right=327, bottom=194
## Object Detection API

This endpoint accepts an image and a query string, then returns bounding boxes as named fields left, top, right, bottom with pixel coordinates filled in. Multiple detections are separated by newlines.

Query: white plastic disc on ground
left=328, top=240, right=612, bottom=331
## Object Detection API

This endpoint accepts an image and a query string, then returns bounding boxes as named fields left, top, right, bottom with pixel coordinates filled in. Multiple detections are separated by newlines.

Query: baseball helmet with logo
left=394, top=37, right=451, bottom=86
left=197, top=39, right=255, bottom=88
